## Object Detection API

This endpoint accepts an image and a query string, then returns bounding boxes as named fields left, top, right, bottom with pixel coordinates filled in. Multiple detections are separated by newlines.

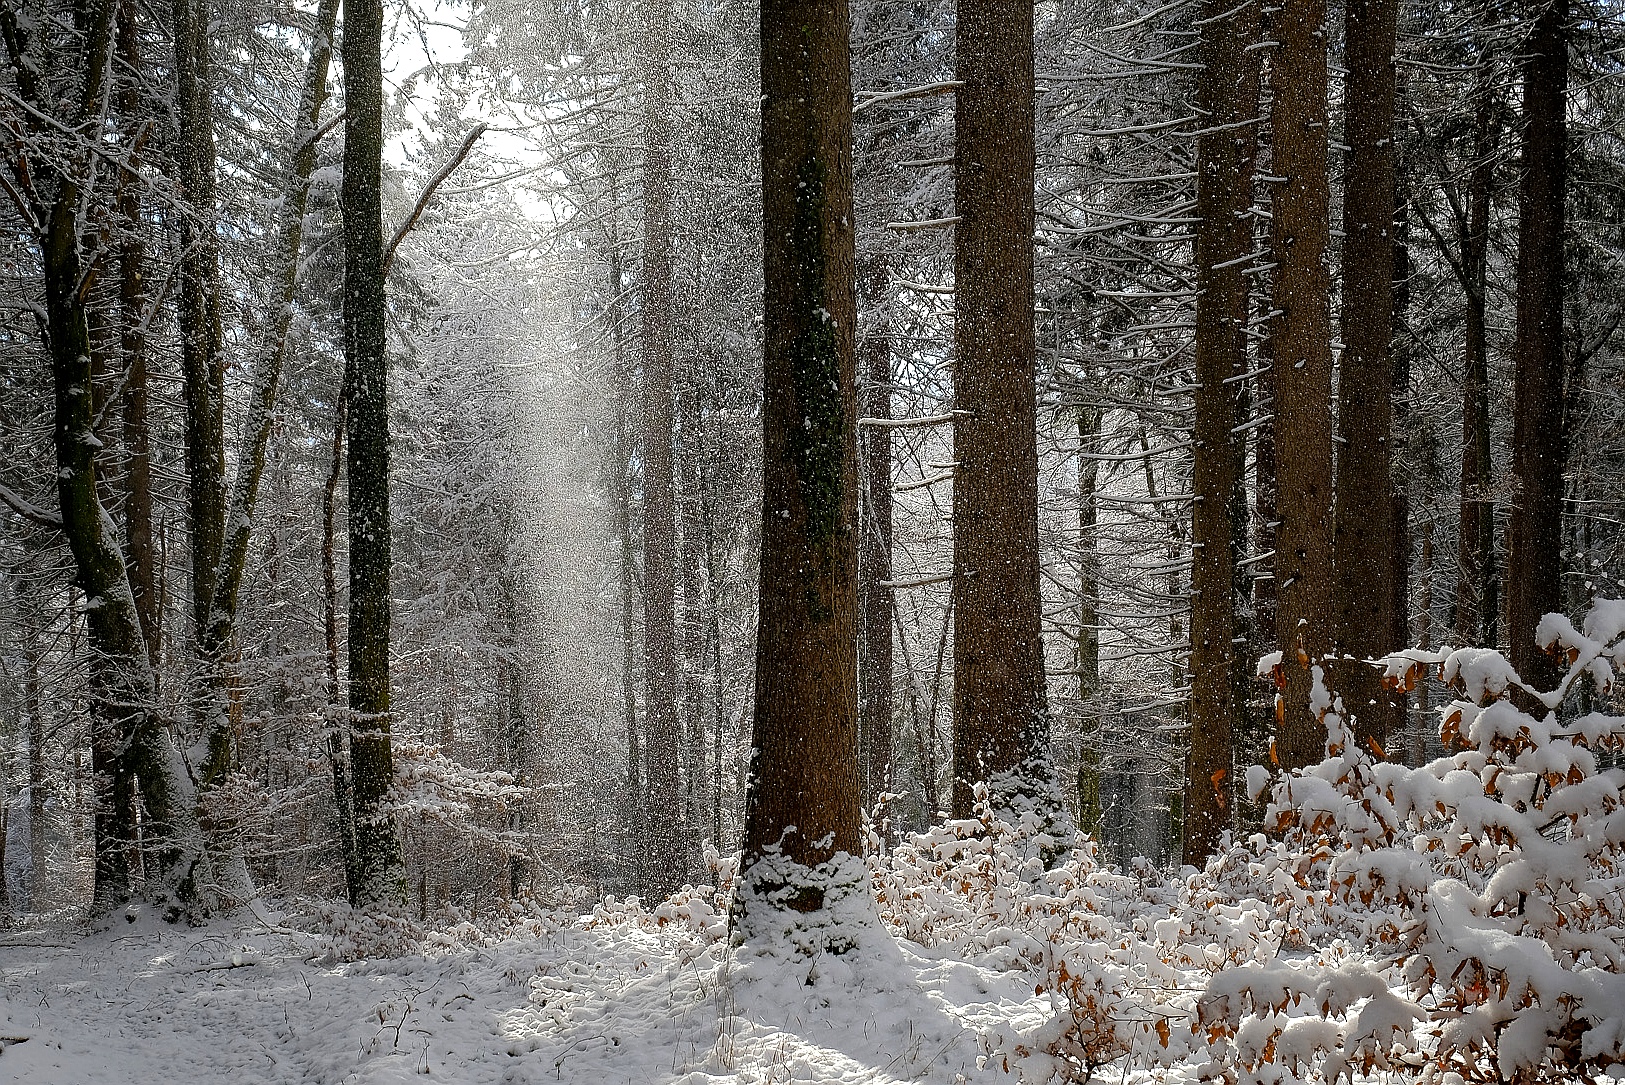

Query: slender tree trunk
left=678, top=381, right=707, bottom=873
left=1184, top=0, right=1259, bottom=864
left=1507, top=0, right=1568, bottom=697
left=1455, top=90, right=1497, bottom=648
left=1268, top=0, right=1334, bottom=770
left=1331, top=0, right=1400, bottom=749
left=1075, top=405, right=1102, bottom=837
left=637, top=0, right=682, bottom=900
left=607, top=236, right=646, bottom=890
left=857, top=255, right=894, bottom=816
left=737, top=0, right=863, bottom=936
left=22, top=580, right=46, bottom=912
left=342, top=0, right=406, bottom=908
left=322, top=390, right=360, bottom=903
left=950, top=0, right=1070, bottom=845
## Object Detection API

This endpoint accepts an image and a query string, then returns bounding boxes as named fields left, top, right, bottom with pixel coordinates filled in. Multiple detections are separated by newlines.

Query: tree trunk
left=1075, top=406, right=1102, bottom=837
left=950, top=0, right=1070, bottom=845
left=1268, top=0, right=1334, bottom=770
left=638, top=0, right=683, bottom=900
left=679, top=380, right=707, bottom=874
left=857, top=255, right=894, bottom=816
left=1455, top=90, right=1497, bottom=649
left=1331, top=0, right=1400, bottom=749
left=1184, top=0, right=1258, bottom=864
left=322, top=390, right=360, bottom=903
left=22, top=576, right=46, bottom=912
left=342, top=0, right=406, bottom=908
left=117, top=2, right=158, bottom=674
left=172, top=0, right=227, bottom=660
left=737, top=0, right=864, bottom=936
left=1507, top=0, right=1568, bottom=697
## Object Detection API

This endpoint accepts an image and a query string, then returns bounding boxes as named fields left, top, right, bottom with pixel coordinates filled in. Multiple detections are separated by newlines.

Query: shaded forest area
left=1, top=0, right=1622, bottom=937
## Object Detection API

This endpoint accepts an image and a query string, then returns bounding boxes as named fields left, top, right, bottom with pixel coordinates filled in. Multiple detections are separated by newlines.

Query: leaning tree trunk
left=1507, top=0, right=1568, bottom=698
left=1268, top=0, right=1335, bottom=770
left=637, top=0, right=683, bottom=901
left=342, top=0, right=406, bottom=909
left=736, top=0, right=864, bottom=943
left=1331, top=0, right=1401, bottom=749
left=1184, top=0, right=1259, bottom=864
left=950, top=0, right=1070, bottom=846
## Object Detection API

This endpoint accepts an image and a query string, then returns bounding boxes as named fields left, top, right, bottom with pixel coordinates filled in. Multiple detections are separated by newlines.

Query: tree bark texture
left=342, top=0, right=406, bottom=908
left=638, top=0, right=683, bottom=900
left=1331, top=0, right=1401, bottom=748
left=1507, top=0, right=1568, bottom=697
left=1455, top=92, right=1498, bottom=649
left=950, top=0, right=1069, bottom=841
left=1268, top=0, right=1335, bottom=770
left=1185, top=0, right=1258, bottom=864
left=738, top=0, right=863, bottom=920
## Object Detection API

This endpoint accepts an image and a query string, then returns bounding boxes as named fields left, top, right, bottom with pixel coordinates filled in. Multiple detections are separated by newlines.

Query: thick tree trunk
left=116, top=3, right=158, bottom=674
left=1184, top=0, right=1258, bottom=864
left=950, top=0, right=1070, bottom=844
left=172, top=0, right=226, bottom=658
left=1455, top=91, right=1498, bottom=649
left=1331, top=0, right=1401, bottom=749
left=857, top=256, right=894, bottom=816
left=1268, top=0, right=1334, bottom=770
left=341, top=0, right=406, bottom=908
left=1507, top=0, right=1568, bottom=697
left=638, top=0, right=683, bottom=900
left=737, top=0, right=863, bottom=935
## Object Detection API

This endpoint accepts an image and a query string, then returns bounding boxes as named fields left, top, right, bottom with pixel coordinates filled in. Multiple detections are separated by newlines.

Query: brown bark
left=1184, top=0, right=1259, bottom=864
left=1331, top=0, right=1401, bottom=749
left=342, top=0, right=406, bottom=907
left=737, top=0, right=863, bottom=927
left=1507, top=0, right=1568, bottom=698
left=950, top=0, right=1068, bottom=840
left=638, top=0, right=683, bottom=899
left=1268, top=0, right=1335, bottom=770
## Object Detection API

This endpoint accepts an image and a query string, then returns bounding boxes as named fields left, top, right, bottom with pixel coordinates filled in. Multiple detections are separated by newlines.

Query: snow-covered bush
left=1201, top=599, right=1625, bottom=1083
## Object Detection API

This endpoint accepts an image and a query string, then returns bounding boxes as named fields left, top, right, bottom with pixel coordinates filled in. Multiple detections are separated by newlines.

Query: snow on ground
left=0, top=903, right=1050, bottom=1085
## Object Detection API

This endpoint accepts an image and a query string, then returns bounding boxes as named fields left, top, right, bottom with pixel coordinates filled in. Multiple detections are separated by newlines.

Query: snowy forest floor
left=0, top=897, right=1064, bottom=1085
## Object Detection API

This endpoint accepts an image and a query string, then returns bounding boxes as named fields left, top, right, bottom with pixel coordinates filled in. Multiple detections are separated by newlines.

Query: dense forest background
left=1, top=0, right=1622, bottom=922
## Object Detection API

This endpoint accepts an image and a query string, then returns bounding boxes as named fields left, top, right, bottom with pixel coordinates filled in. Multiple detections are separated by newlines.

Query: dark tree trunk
left=638, top=0, right=683, bottom=900
left=950, top=0, right=1069, bottom=842
left=1455, top=90, right=1498, bottom=649
left=857, top=255, right=894, bottom=816
left=679, top=382, right=707, bottom=872
left=172, top=0, right=226, bottom=657
left=1268, top=0, right=1334, bottom=770
left=117, top=2, right=158, bottom=674
left=1507, top=0, right=1568, bottom=697
left=737, top=0, right=863, bottom=933
left=1331, top=0, right=1401, bottom=748
left=342, top=0, right=406, bottom=908
left=1184, top=0, right=1259, bottom=864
